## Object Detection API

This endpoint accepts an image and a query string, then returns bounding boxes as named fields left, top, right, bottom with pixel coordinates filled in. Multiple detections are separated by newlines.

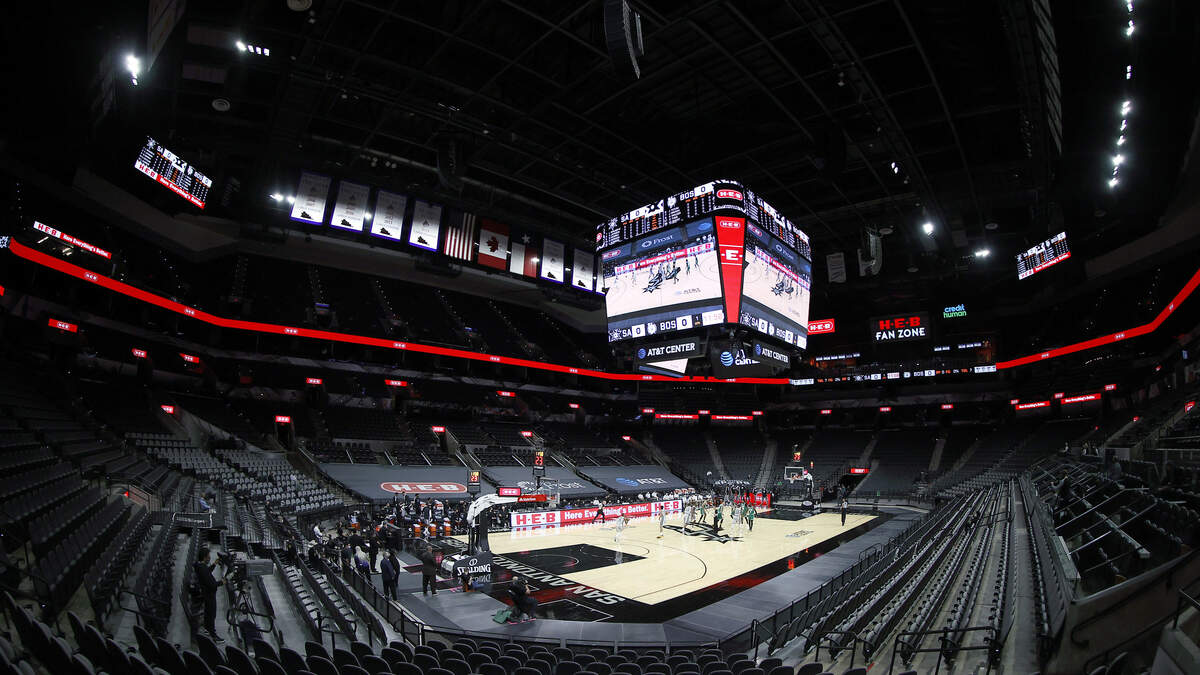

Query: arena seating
left=853, top=428, right=936, bottom=494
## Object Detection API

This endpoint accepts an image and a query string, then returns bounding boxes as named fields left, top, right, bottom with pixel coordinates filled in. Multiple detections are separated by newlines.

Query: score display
left=597, top=180, right=812, bottom=350
left=739, top=220, right=812, bottom=348
left=1017, top=231, right=1070, bottom=280
left=600, top=217, right=725, bottom=342
left=133, top=137, right=212, bottom=209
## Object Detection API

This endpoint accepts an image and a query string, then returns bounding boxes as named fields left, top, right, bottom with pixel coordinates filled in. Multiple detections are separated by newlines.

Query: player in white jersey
left=613, top=514, right=630, bottom=544
left=657, top=507, right=667, bottom=538
left=683, top=502, right=695, bottom=530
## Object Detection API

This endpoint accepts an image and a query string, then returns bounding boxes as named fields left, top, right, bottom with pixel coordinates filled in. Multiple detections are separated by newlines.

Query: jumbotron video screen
left=597, top=180, right=812, bottom=350
left=600, top=218, right=725, bottom=341
left=740, top=221, right=812, bottom=349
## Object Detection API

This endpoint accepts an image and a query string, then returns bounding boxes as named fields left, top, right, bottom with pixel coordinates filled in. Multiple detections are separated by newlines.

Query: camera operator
left=193, top=547, right=226, bottom=642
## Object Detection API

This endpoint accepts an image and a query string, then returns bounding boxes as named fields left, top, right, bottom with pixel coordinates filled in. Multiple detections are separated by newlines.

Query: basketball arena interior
left=2, top=2, right=1200, bottom=675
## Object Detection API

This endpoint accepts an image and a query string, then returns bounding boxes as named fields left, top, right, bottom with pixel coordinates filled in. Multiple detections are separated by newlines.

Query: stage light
left=364, top=212, right=372, bottom=221
left=1108, top=178, right=1119, bottom=188
left=286, top=195, right=295, bottom=204
left=269, top=193, right=283, bottom=202
left=1120, top=119, right=1127, bottom=131
left=1126, top=20, right=1134, bottom=37
left=236, top=40, right=246, bottom=51
left=125, top=54, right=141, bottom=85
left=922, top=222, right=934, bottom=235
left=1117, top=135, right=1125, bottom=146
left=1126, top=65, right=1132, bottom=79
left=974, top=248, right=990, bottom=258
left=1112, top=155, right=1125, bottom=166
left=1121, top=100, right=1132, bottom=114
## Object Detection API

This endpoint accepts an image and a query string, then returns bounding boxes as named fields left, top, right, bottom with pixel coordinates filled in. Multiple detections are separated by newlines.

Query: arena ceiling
left=4, top=0, right=1197, bottom=317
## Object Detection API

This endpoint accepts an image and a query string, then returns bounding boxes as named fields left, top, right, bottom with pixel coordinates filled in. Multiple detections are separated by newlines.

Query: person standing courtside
left=840, top=498, right=848, bottom=527
left=711, top=501, right=723, bottom=534
left=745, top=503, right=756, bottom=532
left=420, top=545, right=438, bottom=595
left=380, top=551, right=398, bottom=601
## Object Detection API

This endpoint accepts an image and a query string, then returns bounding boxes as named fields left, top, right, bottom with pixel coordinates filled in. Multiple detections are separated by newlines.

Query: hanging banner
left=370, top=191, right=407, bottom=241
left=290, top=172, right=332, bottom=225
left=572, top=248, right=595, bottom=291
left=827, top=252, right=847, bottom=283
left=477, top=219, right=509, bottom=270
left=541, top=238, right=565, bottom=283
left=408, top=200, right=443, bottom=251
left=329, top=181, right=369, bottom=232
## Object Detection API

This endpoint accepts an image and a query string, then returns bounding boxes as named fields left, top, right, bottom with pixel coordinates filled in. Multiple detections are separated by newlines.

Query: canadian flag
left=477, top=219, right=509, bottom=270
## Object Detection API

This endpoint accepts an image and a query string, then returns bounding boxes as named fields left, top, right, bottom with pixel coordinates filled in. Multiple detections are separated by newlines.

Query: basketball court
left=446, top=507, right=883, bottom=623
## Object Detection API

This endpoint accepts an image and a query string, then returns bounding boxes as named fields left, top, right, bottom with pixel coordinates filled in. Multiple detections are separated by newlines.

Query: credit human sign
left=943, top=303, right=967, bottom=318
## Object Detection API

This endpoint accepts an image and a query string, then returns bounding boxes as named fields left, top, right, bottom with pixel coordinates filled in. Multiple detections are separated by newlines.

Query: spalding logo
left=380, top=482, right=467, bottom=493
left=720, top=351, right=735, bottom=366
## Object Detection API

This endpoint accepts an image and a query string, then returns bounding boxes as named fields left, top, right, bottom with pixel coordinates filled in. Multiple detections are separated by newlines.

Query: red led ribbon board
left=7, top=240, right=1200, bottom=377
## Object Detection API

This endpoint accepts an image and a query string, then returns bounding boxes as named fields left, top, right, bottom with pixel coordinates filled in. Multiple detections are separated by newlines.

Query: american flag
left=442, top=211, right=477, bottom=261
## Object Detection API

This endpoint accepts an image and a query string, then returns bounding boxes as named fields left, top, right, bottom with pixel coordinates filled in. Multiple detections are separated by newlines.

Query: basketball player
left=745, top=503, right=756, bottom=532
left=613, top=514, right=630, bottom=544
left=697, top=500, right=707, bottom=526
left=711, top=501, right=723, bottom=535
left=656, top=506, right=667, bottom=539
left=682, top=500, right=694, bottom=531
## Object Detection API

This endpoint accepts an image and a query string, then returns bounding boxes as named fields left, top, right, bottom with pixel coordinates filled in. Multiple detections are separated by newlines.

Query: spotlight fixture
left=269, top=193, right=283, bottom=202
left=974, top=248, right=991, bottom=258
left=1125, top=20, right=1134, bottom=37
left=125, top=54, right=141, bottom=85
left=922, top=222, right=934, bottom=235
left=286, top=196, right=295, bottom=204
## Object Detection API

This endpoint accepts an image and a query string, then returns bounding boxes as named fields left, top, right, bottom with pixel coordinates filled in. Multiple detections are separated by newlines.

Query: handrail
left=1080, top=572, right=1200, bottom=674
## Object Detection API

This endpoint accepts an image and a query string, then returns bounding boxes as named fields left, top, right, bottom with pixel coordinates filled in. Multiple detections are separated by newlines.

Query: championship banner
left=572, top=248, right=596, bottom=291
left=290, top=171, right=331, bottom=225
left=408, top=200, right=443, bottom=251
left=483, top=466, right=605, bottom=497
left=370, top=191, right=407, bottom=241
left=320, top=463, right=494, bottom=501
left=510, top=498, right=683, bottom=528
left=575, top=465, right=692, bottom=494
left=329, top=181, right=369, bottom=232
left=540, top=238, right=565, bottom=283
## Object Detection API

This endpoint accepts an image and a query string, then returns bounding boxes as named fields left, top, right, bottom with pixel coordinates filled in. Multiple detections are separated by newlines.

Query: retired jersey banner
left=290, top=171, right=331, bottom=225
left=572, top=248, right=596, bottom=291
left=330, top=181, right=369, bottom=232
left=540, top=238, right=565, bottom=283
left=408, top=200, right=442, bottom=251
left=370, top=191, right=407, bottom=241
left=477, top=219, right=509, bottom=270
